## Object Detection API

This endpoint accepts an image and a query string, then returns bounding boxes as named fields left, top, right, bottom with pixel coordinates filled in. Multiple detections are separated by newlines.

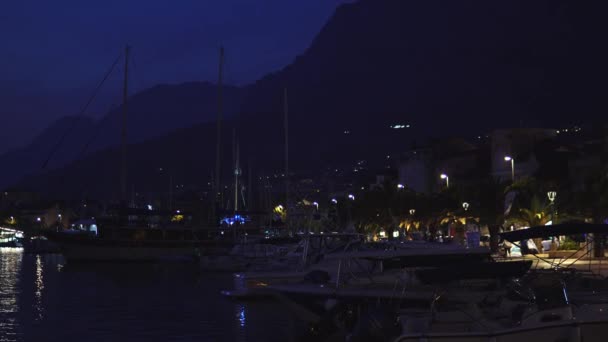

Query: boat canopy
left=500, top=223, right=608, bottom=242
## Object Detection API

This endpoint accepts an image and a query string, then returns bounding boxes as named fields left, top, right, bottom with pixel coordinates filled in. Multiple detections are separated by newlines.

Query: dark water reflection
left=0, top=250, right=291, bottom=341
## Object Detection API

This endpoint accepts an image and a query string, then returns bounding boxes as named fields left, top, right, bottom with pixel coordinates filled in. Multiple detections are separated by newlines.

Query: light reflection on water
left=0, top=251, right=290, bottom=342
left=0, top=248, right=23, bottom=341
left=237, top=304, right=246, bottom=327
left=34, top=255, right=44, bottom=321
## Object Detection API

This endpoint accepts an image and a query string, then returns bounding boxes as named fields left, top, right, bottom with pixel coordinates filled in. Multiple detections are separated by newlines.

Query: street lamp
left=348, top=194, right=355, bottom=200
left=331, top=198, right=338, bottom=204
left=313, top=202, right=319, bottom=210
left=397, top=184, right=405, bottom=189
left=547, top=191, right=557, bottom=224
left=504, top=156, right=515, bottom=182
left=440, top=174, right=449, bottom=188
left=462, top=202, right=469, bottom=211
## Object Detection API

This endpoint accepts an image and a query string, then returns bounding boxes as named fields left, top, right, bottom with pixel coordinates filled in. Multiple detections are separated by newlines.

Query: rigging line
left=41, top=52, right=123, bottom=169
left=76, top=57, right=126, bottom=161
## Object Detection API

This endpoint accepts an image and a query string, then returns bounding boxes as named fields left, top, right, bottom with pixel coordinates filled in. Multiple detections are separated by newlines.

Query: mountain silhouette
left=0, top=82, right=241, bottom=190
left=13, top=0, right=608, bottom=198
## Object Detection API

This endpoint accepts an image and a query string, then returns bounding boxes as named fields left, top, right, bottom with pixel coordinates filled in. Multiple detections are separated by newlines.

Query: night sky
left=0, top=0, right=349, bottom=153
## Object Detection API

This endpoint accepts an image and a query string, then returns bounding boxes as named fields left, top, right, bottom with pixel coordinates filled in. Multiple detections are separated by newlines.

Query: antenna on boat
left=283, top=87, right=289, bottom=232
left=120, top=44, right=130, bottom=205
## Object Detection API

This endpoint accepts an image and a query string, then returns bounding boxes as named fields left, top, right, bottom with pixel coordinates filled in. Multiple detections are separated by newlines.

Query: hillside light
left=504, top=156, right=515, bottom=182
left=440, top=174, right=449, bottom=188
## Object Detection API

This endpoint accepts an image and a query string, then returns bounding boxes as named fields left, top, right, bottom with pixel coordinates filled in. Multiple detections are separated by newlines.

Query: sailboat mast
left=120, top=45, right=130, bottom=204
left=214, top=47, right=225, bottom=209
left=234, top=136, right=240, bottom=212
left=283, top=87, right=289, bottom=229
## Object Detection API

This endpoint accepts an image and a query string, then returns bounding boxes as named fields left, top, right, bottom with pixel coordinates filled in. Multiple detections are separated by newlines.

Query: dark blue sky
left=0, top=0, right=348, bottom=152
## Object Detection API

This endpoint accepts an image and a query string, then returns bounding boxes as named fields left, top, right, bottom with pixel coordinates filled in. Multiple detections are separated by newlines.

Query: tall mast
left=283, top=87, right=289, bottom=229
left=234, top=131, right=240, bottom=212
left=120, top=45, right=130, bottom=204
left=214, top=46, right=225, bottom=211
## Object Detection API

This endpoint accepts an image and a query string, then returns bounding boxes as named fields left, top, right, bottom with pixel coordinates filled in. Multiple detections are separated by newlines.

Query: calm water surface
left=0, top=249, right=292, bottom=341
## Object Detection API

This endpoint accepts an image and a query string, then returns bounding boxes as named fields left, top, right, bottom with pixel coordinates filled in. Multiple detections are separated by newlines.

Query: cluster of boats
left=217, top=225, right=608, bottom=341
left=23, top=208, right=608, bottom=342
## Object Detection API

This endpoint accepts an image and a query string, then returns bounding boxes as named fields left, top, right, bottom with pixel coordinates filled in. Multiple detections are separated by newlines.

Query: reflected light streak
left=236, top=304, right=246, bottom=328
left=34, top=255, right=45, bottom=321
left=0, top=248, right=23, bottom=339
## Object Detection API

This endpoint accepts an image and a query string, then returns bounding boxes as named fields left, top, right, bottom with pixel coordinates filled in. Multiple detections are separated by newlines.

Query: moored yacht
left=43, top=207, right=225, bottom=263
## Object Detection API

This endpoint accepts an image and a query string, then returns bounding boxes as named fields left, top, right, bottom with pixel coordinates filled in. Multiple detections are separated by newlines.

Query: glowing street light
left=312, top=202, right=319, bottom=210
left=348, top=194, right=355, bottom=200
left=547, top=191, right=557, bottom=224
left=397, top=184, right=405, bottom=189
left=331, top=198, right=338, bottom=204
left=462, top=202, right=469, bottom=211
left=409, top=209, right=416, bottom=216
left=504, top=156, right=515, bottom=182
left=440, top=174, right=449, bottom=188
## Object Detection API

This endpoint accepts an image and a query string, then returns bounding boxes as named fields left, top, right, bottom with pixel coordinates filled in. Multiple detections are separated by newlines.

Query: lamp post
left=440, top=174, right=449, bottom=188
left=547, top=191, right=557, bottom=224
left=408, top=208, right=416, bottom=237
left=347, top=194, right=354, bottom=227
left=397, top=184, right=405, bottom=189
left=313, top=201, right=319, bottom=211
left=504, top=156, right=515, bottom=182
left=462, top=202, right=469, bottom=232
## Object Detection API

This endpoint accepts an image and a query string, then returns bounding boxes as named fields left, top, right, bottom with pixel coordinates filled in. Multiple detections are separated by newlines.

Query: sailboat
left=43, top=46, right=219, bottom=262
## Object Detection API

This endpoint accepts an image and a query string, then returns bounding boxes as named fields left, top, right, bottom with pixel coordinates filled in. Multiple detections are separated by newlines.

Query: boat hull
left=44, top=231, right=202, bottom=262
left=57, top=242, right=199, bottom=262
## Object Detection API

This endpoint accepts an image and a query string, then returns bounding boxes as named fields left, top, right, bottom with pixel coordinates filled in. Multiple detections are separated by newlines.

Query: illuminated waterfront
left=0, top=250, right=290, bottom=341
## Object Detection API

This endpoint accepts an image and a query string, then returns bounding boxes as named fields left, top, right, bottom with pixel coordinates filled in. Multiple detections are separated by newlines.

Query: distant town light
left=392, top=231, right=399, bottom=238
left=36, top=217, right=41, bottom=222
left=440, top=174, right=447, bottom=179
left=504, top=156, right=512, bottom=161
left=147, top=205, right=153, bottom=210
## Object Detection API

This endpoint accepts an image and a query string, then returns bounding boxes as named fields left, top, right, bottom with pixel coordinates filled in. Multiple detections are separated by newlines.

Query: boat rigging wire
left=41, top=52, right=123, bottom=169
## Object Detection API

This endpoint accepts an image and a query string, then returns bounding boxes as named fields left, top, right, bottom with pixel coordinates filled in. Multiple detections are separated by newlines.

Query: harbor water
left=0, top=249, right=291, bottom=341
